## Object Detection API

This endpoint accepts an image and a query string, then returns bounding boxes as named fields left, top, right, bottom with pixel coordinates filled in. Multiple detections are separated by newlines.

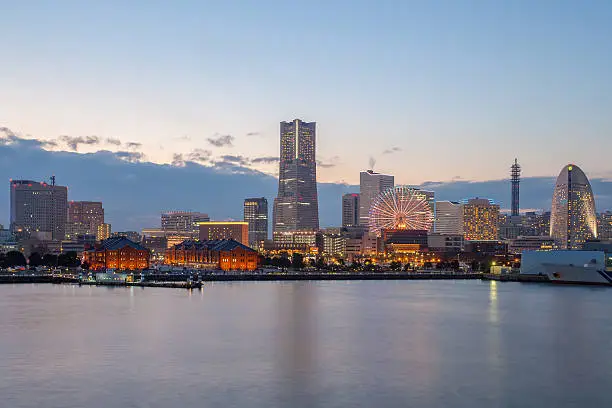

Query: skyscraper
left=511, top=158, right=521, bottom=217
left=359, top=170, right=394, bottom=227
left=462, top=198, right=500, bottom=240
left=550, top=164, right=597, bottom=249
left=273, top=119, right=319, bottom=234
left=10, top=179, right=68, bottom=240
left=342, top=193, right=360, bottom=227
left=244, top=197, right=268, bottom=248
left=66, top=201, right=104, bottom=239
left=435, top=201, right=463, bottom=235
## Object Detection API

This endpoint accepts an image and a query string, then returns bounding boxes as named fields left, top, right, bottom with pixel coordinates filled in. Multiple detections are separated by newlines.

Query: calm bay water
left=1, top=281, right=611, bottom=408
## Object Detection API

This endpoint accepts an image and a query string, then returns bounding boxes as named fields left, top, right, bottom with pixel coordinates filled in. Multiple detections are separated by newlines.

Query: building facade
left=244, top=198, right=268, bottom=249
left=82, top=237, right=150, bottom=270
left=273, top=119, right=319, bottom=233
left=550, top=164, right=598, bottom=249
left=434, top=201, right=463, bottom=235
left=10, top=179, right=68, bottom=240
left=342, top=193, right=360, bottom=227
left=198, top=221, right=248, bottom=245
left=165, top=239, right=259, bottom=271
left=66, top=201, right=104, bottom=240
left=161, top=211, right=210, bottom=233
left=462, top=198, right=500, bottom=241
left=598, top=211, right=612, bottom=240
left=359, top=170, right=394, bottom=227
left=97, top=223, right=112, bottom=241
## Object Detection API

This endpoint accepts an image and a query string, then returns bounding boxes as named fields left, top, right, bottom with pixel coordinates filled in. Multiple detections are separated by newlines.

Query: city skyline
left=2, top=1, right=612, bottom=185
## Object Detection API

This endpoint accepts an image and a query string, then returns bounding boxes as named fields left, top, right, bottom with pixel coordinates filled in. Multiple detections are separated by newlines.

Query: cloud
left=174, top=135, right=191, bottom=141
left=218, top=155, right=249, bottom=166
left=126, top=142, right=142, bottom=150
left=113, top=151, right=146, bottom=163
left=171, top=153, right=185, bottom=167
left=246, top=132, right=261, bottom=137
left=59, top=135, right=101, bottom=150
left=206, top=134, right=234, bottom=147
left=317, top=155, right=340, bottom=169
left=251, top=156, right=279, bottom=164
left=106, top=138, right=122, bottom=146
left=186, top=149, right=212, bottom=163
left=382, top=147, right=402, bottom=154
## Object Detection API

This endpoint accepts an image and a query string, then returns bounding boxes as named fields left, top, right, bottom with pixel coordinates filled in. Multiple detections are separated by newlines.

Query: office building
left=598, top=211, right=612, bottom=240
left=550, top=164, right=597, bottom=249
left=434, top=201, right=463, bottom=235
left=244, top=198, right=268, bottom=249
left=10, top=179, right=68, bottom=240
left=161, top=211, right=210, bottom=233
left=342, top=193, right=360, bottom=227
left=111, top=231, right=142, bottom=243
left=198, top=221, right=249, bottom=245
left=359, top=170, right=394, bottom=227
left=273, top=119, right=319, bottom=233
left=462, top=198, right=500, bottom=241
left=65, top=201, right=104, bottom=240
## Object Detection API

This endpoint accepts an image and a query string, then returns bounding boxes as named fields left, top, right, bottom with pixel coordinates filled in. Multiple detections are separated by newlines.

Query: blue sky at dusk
left=2, top=1, right=612, bottom=228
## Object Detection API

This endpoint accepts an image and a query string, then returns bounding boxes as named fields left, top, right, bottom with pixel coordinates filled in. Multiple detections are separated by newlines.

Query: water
left=1, top=281, right=611, bottom=408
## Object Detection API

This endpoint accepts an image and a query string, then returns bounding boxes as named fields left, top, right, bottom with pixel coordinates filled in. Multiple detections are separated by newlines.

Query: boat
left=521, top=250, right=612, bottom=286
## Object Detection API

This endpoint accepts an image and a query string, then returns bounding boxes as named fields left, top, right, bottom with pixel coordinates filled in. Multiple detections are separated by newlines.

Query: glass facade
left=550, top=164, right=597, bottom=249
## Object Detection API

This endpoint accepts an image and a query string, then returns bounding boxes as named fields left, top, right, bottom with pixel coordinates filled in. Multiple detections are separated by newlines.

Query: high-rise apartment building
left=198, top=221, right=249, bottom=245
left=550, top=164, right=597, bottom=249
left=66, top=201, right=104, bottom=239
left=273, top=119, right=319, bottom=233
left=342, top=193, right=360, bottom=227
left=359, top=170, right=394, bottom=227
left=598, top=211, right=612, bottom=240
left=97, top=223, right=112, bottom=241
left=10, top=179, right=68, bottom=240
left=462, top=198, right=500, bottom=241
left=244, top=198, right=268, bottom=248
left=435, top=201, right=463, bottom=235
left=161, top=211, right=210, bottom=233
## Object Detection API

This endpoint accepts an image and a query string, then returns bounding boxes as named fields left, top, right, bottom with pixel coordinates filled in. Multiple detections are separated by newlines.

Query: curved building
left=550, top=164, right=597, bottom=249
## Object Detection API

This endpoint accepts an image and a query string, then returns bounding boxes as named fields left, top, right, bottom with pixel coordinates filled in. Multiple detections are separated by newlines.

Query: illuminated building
left=427, top=233, right=463, bottom=253
left=598, top=211, right=612, bottom=240
left=165, top=239, right=259, bottom=271
left=10, top=179, right=68, bottom=240
left=82, top=237, right=150, bottom=271
left=161, top=211, right=209, bottom=233
left=271, top=230, right=319, bottom=252
left=382, top=229, right=428, bottom=254
left=359, top=170, right=394, bottom=227
left=508, top=236, right=556, bottom=254
left=198, top=221, right=248, bottom=245
left=65, top=201, right=104, bottom=240
left=273, top=119, right=319, bottom=233
left=342, top=193, right=360, bottom=227
left=462, top=198, right=500, bottom=241
left=97, top=223, right=111, bottom=241
left=550, top=164, right=597, bottom=249
left=434, top=201, right=463, bottom=235
left=111, top=231, right=142, bottom=243
left=244, top=198, right=268, bottom=249
left=321, top=234, right=347, bottom=256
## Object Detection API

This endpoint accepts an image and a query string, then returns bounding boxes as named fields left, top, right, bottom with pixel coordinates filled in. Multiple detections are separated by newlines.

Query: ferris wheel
left=368, top=186, right=434, bottom=236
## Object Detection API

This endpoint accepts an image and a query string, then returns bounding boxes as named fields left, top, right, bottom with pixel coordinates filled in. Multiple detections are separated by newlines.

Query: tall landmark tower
left=511, top=158, right=521, bottom=217
left=273, top=119, right=319, bottom=233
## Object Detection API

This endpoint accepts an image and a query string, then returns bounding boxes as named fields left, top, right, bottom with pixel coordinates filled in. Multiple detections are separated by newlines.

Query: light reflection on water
left=1, top=281, right=611, bottom=408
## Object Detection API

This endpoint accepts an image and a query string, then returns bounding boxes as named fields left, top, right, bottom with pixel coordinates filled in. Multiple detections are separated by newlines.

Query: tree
left=43, top=253, right=58, bottom=267
left=81, top=261, right=90, bottom=270
left=423, top=261, right=433, bottom=269
left=29, top=252, right=43, bottom=267
left=403, top=263, right=412, bottom=271
left=4, top=251, right=27, bottom=267
left=389, top=261, right=402, bottom=271
left=57, top=251, right=80, bottom=268
left=315, top=258, right=326, bottom=270
left=291, top=253, right=305, bottom=270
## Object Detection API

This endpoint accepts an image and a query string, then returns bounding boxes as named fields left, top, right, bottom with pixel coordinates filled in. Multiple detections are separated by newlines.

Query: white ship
left=521, top=250, right=612, bottom=286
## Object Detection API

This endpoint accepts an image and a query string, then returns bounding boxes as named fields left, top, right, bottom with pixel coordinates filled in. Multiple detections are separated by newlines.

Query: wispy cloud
left=251, top=156, right=279, bottom=164
left=246, top=131, right=261, bottom=137
left=382, top=147, right=402, bottom=154
left=126, top=142, right=142, bottom=150
left=186, top=149, right=211, bottom=163
left=207, top=134, right=234, bottom=147
left=171, top=153, right=185, bottom=167
left=114, top=151, right=146, bottom=163
left=59, top=135, right=101, bottom=151
left=106, top=137, right=122, bottom=146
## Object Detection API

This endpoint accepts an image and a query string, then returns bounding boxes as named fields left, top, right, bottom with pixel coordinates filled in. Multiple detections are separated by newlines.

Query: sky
left=2, top=0, right=611, bottom=186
